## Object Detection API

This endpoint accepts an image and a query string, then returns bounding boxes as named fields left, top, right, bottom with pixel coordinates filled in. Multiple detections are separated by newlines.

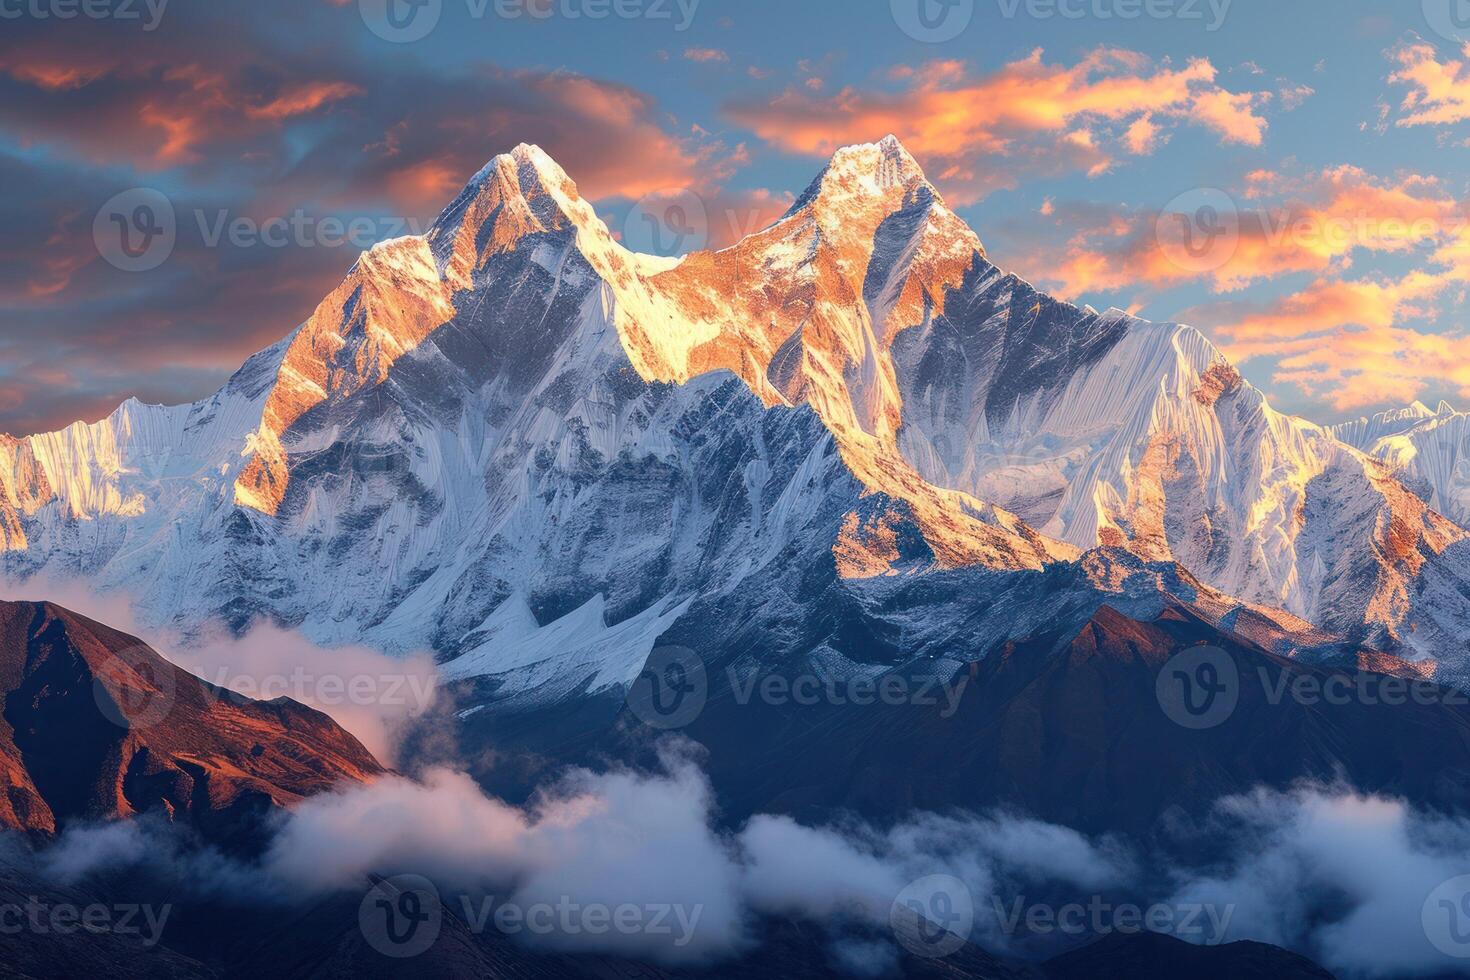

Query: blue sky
left=2, top=0, right=1467, bottom=430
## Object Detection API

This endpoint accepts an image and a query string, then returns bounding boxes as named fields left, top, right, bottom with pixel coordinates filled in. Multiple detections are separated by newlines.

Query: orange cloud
left=26, top=210, right=90, bottom=299
left=1, top=49, right=363, bottom=167
left=384, top=159, right=466, bottom=213
left=1389, top=41, right=1470, bottom=127
left=1218, top=272, right=1448, bottom=348
left=1034, top=165, right=1463, bottom=299
left=726, top=48, right=1276, bottom=204
left=1190, top=271, right=1470, bottom=411
left=245, top=81, right=363, bottom=120
left=683, top=48, right=730, bottom=64
left=7, top=59, right=116, bottom=91
left=505, top=73, right=717, bottom=202
left=364, top=72, right=746, bottom=215
left=1270, top=327, right=1470, bottom=411
left=1123, top=115, right=1162, bottom=154
left=1001, top=159, right=1470, bottom=413
left=1189, top=88, right=1270, bottom=144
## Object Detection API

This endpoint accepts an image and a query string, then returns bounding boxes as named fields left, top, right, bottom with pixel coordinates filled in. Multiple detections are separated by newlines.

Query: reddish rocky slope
left=0, top=600, right=382, bottom=838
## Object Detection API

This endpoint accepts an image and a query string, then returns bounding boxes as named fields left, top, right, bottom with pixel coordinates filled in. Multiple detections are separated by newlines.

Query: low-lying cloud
left=32, top=755, right=1470, bottom=975
left=1166, top=785, right=1470, bottom=977
left=30, top=741, right=1126, bottom=966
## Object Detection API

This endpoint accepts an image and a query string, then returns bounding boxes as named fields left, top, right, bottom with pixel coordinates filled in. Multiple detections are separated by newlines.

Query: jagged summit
left=470, top=142, right=568, bottom=183
left=1341, top=400, right=1456, bottom=431
left=776, top=135, right=980, bottom=253
left=7, top=136, right=1470, bottom=698
left=1330, top=399, right=1461, bottom=451
left=429, top=142, right=611, bottom=280
left=810, top=134, right=934, bottom=197
left=449, top=142, right=584, bottom=219
left=427, top=136, right=947, bottom=270
left=445, top=136, right=957, bottom=266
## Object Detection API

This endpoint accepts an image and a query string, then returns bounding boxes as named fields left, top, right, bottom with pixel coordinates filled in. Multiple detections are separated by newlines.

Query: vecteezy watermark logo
left=728, top=670, right=970, bottom=718
left=994, top=0, right=1231, bottom=31
left=360, top=875, right=443, bottom=959
left=1155, top=645, right=1239, bottom=730
left=625, top=645, right=708, bottom=729
left=94, top=192, right=428, bottom=273
left=458, top=896, right=704, bottom=946
left=194, top=210, right=425, bottom=250
left=1154, top=188, right=1240, bottom=276
left=1424, top=0, right=1470, bottom=43
left=0, top=900, right=172, bottom=947
left=0, top=0, right=170, bottom=30
left=359, top=884, right=705, bottom=955
left=891, top=875, right=974, bottom=958
left=492, top=0, right=701, bottom=28
left=1259, top=669, right=1468, bottom=709
left=93, top=188, right=176, bottom=273
left=92, top=645, right=178, bottom=731
left=992, top=896, right=1234, bottom=943
left=198, top=665, right=438, bottom=716
left=891, top=0, right=974, bottom=42
left=621, top=190, right=711, bottom=258
left=359, top=0, right=700, bottom=41
left=626, top=649, right=972, bottom=729
left=1424, top=875, right=1470, bottom=959
left=359, top=0, right=442, bottom=42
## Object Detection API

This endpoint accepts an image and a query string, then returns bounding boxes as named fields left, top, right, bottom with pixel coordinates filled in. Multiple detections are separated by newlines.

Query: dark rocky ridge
left=0, top=600, right=382, bottom=842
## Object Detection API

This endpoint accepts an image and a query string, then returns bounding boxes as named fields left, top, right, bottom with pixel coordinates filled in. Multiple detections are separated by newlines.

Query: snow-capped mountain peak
left=1330, top=399, right=1470, bottom=531
left=1329, top=400, right=1446, bottom=448
left=431, top=142, right=615, bottom=286
left=787, top=135, right=942, bottom=214
left=7, top=140, right=1470, bottom=695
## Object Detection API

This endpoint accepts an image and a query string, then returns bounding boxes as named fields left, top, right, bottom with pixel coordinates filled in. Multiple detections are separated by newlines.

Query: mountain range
left=4, top=136, right=1469, bottom=707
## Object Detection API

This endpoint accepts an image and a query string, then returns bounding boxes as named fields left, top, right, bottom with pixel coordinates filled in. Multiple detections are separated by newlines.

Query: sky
left=3, top=0, right=1470, bottom=433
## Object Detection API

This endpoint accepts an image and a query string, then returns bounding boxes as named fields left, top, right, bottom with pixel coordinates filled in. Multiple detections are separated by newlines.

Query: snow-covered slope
left=887, top=261, right=1470, bottom=647
left=0, top=144, right=1059, bottom=711
left=4, top=138, right=1470, bottom=697
left=1330, top=401, right=1470, bottom=528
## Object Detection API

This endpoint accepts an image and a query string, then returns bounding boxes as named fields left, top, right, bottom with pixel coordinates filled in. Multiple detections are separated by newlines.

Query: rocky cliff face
left=0, top=600, right=381, bottom=839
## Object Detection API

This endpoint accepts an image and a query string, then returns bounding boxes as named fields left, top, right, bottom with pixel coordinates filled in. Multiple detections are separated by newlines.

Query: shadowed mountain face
left=456, top=592, right=1470, bottom=836
left=218, top=886, right=1048, bottom=980
left=672, top=602, right=1470, bottom=833
left=1042, top=931, right=1336, bottom=980
left=0, top=600, right=382, bottom=840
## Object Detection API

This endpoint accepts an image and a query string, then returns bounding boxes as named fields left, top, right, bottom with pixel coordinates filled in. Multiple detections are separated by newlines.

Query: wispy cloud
left=1000, top=162, right=1470, bottom=412
left=683, top=47, right=730, bottom=64
left=1389, top=41, right=1470, bottom=127
left=727, top=48, right=1283, bottom=204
